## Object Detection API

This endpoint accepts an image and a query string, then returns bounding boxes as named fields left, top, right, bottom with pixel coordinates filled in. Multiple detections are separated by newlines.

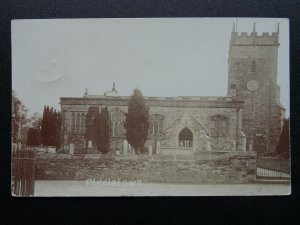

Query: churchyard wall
left=35, top=151, right=256, bottom=183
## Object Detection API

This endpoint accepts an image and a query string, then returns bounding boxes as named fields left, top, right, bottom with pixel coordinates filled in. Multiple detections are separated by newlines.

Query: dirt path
left=34, top=180, right=291, bottom=196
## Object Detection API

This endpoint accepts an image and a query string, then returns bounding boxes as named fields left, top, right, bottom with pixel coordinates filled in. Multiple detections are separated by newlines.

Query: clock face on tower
left=247, top=79, right=259, bottom=91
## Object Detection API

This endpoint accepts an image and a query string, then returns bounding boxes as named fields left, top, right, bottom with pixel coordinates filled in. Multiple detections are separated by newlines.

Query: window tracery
left=149, top=114, right=164, bottom=136
left=210, top=115, right=228, bottom=137
left=110, top=107, right=125, bottom=137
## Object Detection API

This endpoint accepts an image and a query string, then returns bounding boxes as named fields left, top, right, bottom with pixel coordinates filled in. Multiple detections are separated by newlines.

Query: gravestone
left=64, top=144, right=69, bottom=151
left=249, top=140, right=253, bottom=151
left=47, top=147, right=56, bottom=154
left=69, top=143, right=74, bottom=154
left=128, top=144, right=132, bottom=153
left=17, top=141, right=22, bottom=150
left=12, top=143, right=17, bottom=152
left=88, top=140, right=93, bottom=148
left=122, top=140, right=128, bottom=154
left=156, top=141, right=160, bottom=155
left=241, top=135, right=247, bottom=152
left=206, top=135, right=212, bottom=151
left=148, top=145, right=152, bottom=156
left=232, top=139, right=236, bottom=151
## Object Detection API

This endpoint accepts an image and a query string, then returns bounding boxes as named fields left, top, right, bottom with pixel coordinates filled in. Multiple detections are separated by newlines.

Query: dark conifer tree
left=124, top=89, right=149, bottom=154
left=100, top=107, right=111, bottom=153
left=94, top=109, right=104, bottom=153
left=276, top=118, right=290, bottom=158
left=56, top=111, right=62, bottom=148
left=94, top=107, right=110, bottom=154
left=85, top=107, right=99, bottom=149
left=41, top=106, right=61, bottom=147
left=102, top=107, right=111, bottom=153
left=49, top=107, right=55, bottom=145
left=41, top=106, right=48, bottom=145
left=45, top=106, right=50, bottom=145
left=27, top=128, right=40, bottom=146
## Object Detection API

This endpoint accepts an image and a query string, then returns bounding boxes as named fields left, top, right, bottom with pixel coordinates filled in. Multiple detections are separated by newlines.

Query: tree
left=85, top=107, right=99, bottom=149
left=27, top=128, right=40, bottom=146
left=26, top=113, right=42, bottom=146
left=12, top=90, right=29, bottom=144
left=275, top=118, right=290, bottom=158
left=41, top=106, right=49, bottom=145
left=55, top=111, right=62, bottom=148
left=12, top=93, right=22, bottom=143
left=94, top=107, right=111, bottom=154
left=124, top=89, right=149, bottom=154
left=49, top=107, right=55, bottom=145
left=30, top=112, right=42, bottom=129
left=40, top=106, right=61, bottom=147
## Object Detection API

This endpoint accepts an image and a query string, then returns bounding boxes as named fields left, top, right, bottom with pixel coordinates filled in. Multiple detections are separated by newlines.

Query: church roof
left=60, top=95, right=244, bottom=109
left=70, top=95, right=237, bottom=102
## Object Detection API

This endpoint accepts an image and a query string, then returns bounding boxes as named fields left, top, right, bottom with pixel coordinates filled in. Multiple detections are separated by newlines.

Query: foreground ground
left=34, top=180, right=291, bottom=196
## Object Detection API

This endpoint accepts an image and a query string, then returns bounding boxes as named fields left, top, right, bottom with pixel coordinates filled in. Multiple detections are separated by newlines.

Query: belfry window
left=252, top=60, right=256, bottom=73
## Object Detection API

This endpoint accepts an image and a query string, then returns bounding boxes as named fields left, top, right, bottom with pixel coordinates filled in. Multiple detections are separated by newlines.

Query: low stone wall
left=159, top=147, right=194, bottom=156
left=29, top=146, right=57, bottom=153
left=35, top=152, right=256, bottom=183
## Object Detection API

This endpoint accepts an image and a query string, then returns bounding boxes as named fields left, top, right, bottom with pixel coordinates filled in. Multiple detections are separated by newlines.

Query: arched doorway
left=179, top=127, right=193, bottom=148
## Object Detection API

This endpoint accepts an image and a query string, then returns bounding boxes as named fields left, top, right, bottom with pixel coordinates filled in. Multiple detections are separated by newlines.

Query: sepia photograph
left=11, top=18, right=290, bottom=196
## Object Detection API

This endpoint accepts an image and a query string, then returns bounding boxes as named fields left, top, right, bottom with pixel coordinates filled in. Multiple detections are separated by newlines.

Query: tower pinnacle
left=84, top=88, right=88, bottom=96
left=253, top=22, right=256, bottom=33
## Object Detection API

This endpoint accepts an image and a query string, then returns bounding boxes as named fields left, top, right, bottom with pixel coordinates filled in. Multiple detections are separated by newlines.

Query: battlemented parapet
left=230, top=22, right=279, bottom=46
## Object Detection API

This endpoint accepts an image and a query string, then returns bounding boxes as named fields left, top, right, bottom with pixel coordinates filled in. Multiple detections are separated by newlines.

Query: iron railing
left=12, top=146, right=36, bottom=196
left=256, top=157, right=290, bottom=180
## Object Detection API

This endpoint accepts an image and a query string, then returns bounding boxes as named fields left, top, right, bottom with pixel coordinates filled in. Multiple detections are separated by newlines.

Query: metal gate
left=256, top=156, right=290, bottom=180
left=12, top=146, right=36, bottom=196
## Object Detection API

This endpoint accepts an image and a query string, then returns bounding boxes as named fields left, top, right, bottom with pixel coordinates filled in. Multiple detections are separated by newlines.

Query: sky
left=12, top=18, right=289, bottom=116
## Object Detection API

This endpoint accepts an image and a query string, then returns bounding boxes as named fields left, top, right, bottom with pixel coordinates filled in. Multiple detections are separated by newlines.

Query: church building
left=59, top=23, right=285, bottom=155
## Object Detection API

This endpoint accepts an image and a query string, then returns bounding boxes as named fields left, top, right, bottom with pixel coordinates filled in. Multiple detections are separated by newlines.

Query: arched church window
left=110, top=107, right=125, bottom=137
left=210, top=115, right=228, bottom=137
left=71, top=112, right=76, bottom=134
left=113, top=122, right=119, bottom=137
left=179, top=127, right=193, bottom=148
left=81, top=113, right=86, bottom=134
left=154, top=121, right=159, bottom=135
left=149, top=114, right=164, bottom=136
left=76, top=113, right=81, bottom=134
left=63, top=110, right=68, bottom=132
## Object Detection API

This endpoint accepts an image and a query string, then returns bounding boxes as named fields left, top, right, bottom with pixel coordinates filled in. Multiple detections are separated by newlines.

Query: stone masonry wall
left=35, top=152, right=256, bottom=184
left=62, top=102, right=243, bottom=153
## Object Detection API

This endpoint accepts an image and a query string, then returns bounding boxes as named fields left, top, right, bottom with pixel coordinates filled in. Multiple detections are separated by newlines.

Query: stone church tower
left=227, top=22, right=285, bottom=153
